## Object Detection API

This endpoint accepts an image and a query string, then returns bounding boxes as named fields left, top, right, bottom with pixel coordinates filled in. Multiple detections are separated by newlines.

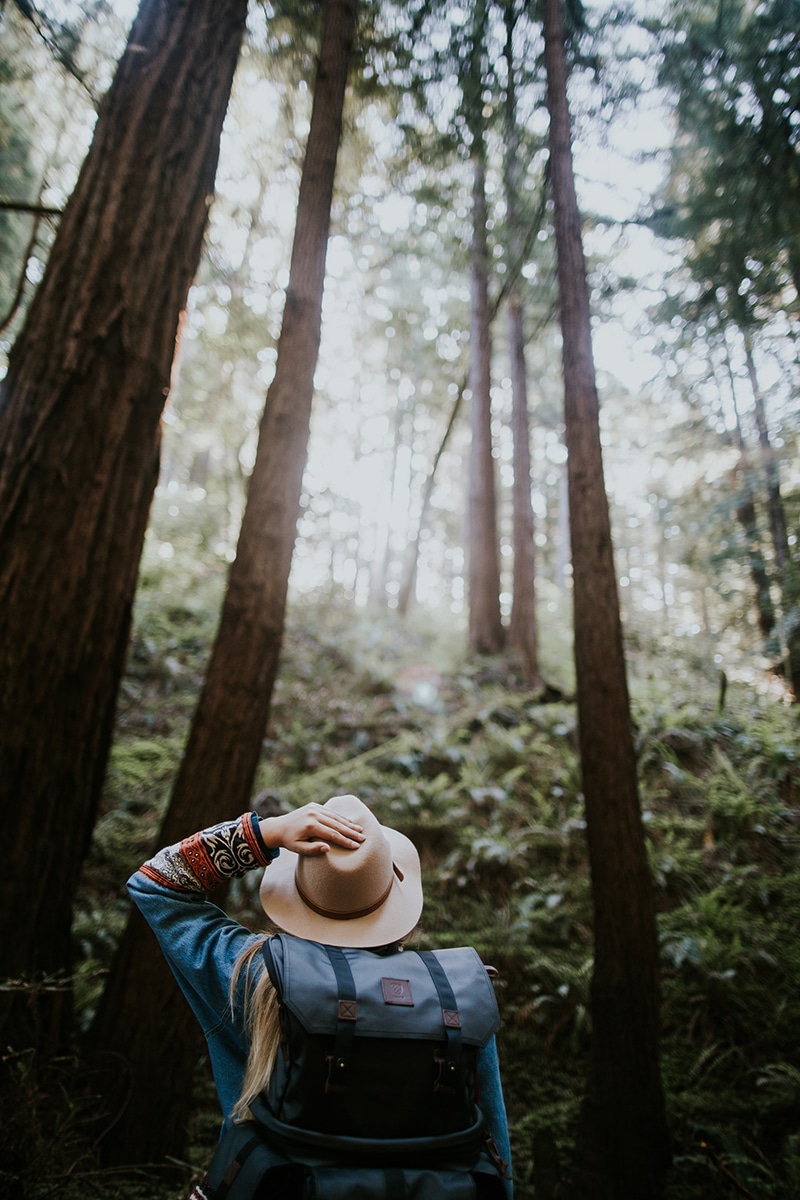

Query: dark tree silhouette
left=504, top=0, right=540, bottom=686
left=91, top=0, right=359, bottom=1165
left=541, top=0, right=671, bottom=1194
left=0, top=0, right=249, bottom=1053
left=465, top=0, right=504, bottom=656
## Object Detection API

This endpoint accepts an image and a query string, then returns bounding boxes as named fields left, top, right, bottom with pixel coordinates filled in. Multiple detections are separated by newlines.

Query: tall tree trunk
left=504, top=0, right=540, bottom=685
left=742, top=331, right=789, bottom=572
left=541, top=1, right=671, bottom=1195
left=464, top=0, right=503, bottom=655
left=371, top=396, right=405, bottom=608
left=467, top=144, right=505, bottom=654
left=556, top=460, right=570, bottom=589
left=723, top=340, right=777, bottom=645
left=507, top=297, right=539, bottom=681
left=397, top=384, right=465, bottom=617
left=90, top=0, right=358, bottom=1166
left=0, top=0, right=248, bottom=1054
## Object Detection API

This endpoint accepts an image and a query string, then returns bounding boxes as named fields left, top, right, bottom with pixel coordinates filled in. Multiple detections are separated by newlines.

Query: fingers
left=260, top=802, right=366, bottom=855
left=316, top=807, right=365, bottom=845
left=295, top=839, right=336, bottom=857
left=292, top=803, right=364, bottom=848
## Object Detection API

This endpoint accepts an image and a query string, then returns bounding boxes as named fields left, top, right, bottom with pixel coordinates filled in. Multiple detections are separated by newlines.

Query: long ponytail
left=229, top=937, right=282, bottom=1121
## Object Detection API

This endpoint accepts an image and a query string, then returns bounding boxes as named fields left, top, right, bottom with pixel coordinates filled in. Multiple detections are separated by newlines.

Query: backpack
left=203, top=934, right=508, bottom=1200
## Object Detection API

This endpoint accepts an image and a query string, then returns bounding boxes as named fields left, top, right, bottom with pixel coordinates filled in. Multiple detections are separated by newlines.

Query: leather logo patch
left=381, top=977, right=414, bottom=1006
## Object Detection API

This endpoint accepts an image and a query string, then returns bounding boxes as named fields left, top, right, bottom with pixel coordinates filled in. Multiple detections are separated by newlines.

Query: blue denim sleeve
left=127, top=870, right=263, bottom=1119
left=477, top=1036, right=514, bottom=1198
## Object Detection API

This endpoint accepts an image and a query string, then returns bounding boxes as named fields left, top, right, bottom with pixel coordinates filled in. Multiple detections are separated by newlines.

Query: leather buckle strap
left=417, top=951, right=463, bottom=1095
left=323, top=945, right=358, bottom=1094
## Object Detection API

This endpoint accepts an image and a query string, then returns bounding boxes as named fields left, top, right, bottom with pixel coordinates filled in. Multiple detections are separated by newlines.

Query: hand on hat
left=259, top=802, right=366, bottom=857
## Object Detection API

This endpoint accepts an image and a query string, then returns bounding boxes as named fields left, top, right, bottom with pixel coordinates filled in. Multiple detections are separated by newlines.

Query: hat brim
left=259, top=825, right=423, bottom=948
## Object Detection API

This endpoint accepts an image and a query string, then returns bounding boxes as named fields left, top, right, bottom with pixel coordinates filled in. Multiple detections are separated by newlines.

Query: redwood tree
left=0, top=0, right=249, bottom=1053
left=466, top=0, right=504, bottom=655
left=504, top=0, right=540, bottom=686
left=91, top=0, right=359, bottom=1165
left=541, top=0, right=671, bottom=1194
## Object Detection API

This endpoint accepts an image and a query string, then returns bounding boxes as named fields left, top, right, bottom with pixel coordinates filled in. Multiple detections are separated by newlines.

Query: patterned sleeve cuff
left=139, top=812, right=280, bottom=893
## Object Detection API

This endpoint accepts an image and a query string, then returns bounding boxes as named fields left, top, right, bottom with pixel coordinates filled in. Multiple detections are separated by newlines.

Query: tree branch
left=0, top=210, right=43, bottom=336
left=0, top=200, right=63, bottom=216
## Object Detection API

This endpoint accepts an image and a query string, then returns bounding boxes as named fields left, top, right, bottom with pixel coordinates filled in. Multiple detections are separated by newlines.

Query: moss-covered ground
left=4, top=591, right=799, bottom=1199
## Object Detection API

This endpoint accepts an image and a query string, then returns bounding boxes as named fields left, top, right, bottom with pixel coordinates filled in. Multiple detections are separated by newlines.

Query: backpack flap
left=269, top=935, right=500, bottom=1048
left=263, top=935, right=500, bottom=1142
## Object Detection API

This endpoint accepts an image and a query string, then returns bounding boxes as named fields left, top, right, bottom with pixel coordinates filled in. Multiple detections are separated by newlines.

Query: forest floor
left=5, top=584, right=800, bottom=1200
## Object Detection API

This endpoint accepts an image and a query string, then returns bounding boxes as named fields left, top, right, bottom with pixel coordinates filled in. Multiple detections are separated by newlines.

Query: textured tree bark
left=467, top=146, right=505, bottom=655
left=503, top=5, right=540, bottom=685
left=507, top=291, right=540, bottom=683
left=91, top=0, right=358, bottom=1166
left=541, top=0, right=671, bottom=1195
left=0, top=0, right=248, bottom=1054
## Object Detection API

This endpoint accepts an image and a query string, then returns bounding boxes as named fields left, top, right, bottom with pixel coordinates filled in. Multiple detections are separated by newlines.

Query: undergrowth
left=3, top=595, right=799, bottom=1199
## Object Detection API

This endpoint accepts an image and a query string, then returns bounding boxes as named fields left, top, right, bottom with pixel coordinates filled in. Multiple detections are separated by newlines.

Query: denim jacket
left=128, top=813, right=512, bottom=1195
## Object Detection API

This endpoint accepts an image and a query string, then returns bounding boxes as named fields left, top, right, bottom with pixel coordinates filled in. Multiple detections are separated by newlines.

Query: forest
left=0, top=0, right=798, bottom=1197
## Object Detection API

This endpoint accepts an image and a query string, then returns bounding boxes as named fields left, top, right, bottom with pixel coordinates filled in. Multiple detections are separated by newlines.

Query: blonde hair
left=229, top=937, right=282, bottom=1121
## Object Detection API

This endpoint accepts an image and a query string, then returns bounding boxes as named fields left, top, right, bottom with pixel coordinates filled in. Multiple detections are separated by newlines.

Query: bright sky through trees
left=6, top=0, right=796, bottom=676
left=280, top=0, right=676, bottom=600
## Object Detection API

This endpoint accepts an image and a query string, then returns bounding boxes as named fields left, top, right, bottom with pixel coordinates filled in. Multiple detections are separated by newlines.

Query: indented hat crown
left=294, top=797, right=395, bottom=920
left=260, top=795, right=422, bottom=948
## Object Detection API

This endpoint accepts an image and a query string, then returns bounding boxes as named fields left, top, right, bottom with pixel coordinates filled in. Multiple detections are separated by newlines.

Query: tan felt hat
left=259, top=795, right=423, bottom=948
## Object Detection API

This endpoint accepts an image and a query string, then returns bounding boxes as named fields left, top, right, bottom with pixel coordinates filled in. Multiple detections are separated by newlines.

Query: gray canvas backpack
left=204, top=934, right=508, bottom=1200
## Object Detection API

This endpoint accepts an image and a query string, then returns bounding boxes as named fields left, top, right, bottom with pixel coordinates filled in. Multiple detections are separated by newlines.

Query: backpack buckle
left=433, top=1048, right=459, bottom=1095
left=325, top=1054, right=348, bottom=1094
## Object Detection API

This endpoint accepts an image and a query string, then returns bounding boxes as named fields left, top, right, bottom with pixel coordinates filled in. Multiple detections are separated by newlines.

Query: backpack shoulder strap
left=416, top=950, right=463, bottom=1094
left=261, top=937, right=280, bottom=991
left=322, top=944, right=358, bottom=1095
left=210, top=1127, right=263, bottom=1200
left=205, top=1120, right=300, bottom=1200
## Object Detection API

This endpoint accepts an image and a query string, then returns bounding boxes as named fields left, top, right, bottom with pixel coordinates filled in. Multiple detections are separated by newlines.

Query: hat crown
left=295, top=799, right=394, bottom=920
left=259, top=795, right=423, bottom=949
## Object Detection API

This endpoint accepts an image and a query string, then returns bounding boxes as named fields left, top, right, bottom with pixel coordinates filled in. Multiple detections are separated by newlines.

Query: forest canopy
left=1, top=0, right=797, bottom=664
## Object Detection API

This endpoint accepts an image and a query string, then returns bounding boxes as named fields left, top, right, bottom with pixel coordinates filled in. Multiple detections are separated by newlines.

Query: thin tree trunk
left=90, top=0, right=357, bottom=1166
left=542, top=1, right=671, bottom=1195
left=733, top=467, right=777, bottom=642
left=0, top=0, right=248, bottom=1054
left=507, top=292, right=540, bottom=680
left=556, top=460, right=570, bottom=589
left=723, top=340, right=777, bottom=644
left=397, top=384, right=465, bottom=617
left=504, top=0, right=539, bottom=684
left=396, top=523, right=421, bottom=614
left=396, top=177, right=542, bottom=624
left=371, top=396, right=405, bottom=608
left=467, top=144, right=505, bottom=654
left=0, top=206, right=44, bottom=336
left=742, top=331, right=788, bottom=572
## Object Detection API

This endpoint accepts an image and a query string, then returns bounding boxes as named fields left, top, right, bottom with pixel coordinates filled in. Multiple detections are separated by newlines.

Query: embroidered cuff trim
left=246, top=811, right=280, bottom=862
left=139, top=814, right=279, bottom=893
